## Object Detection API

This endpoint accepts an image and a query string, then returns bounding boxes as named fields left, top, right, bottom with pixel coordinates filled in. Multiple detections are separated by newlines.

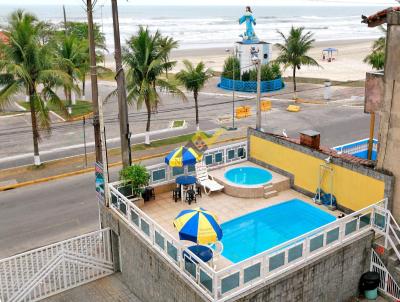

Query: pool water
left=220, top=199, right=336, bottom=263
left=224, top=166, right=273, bottom=185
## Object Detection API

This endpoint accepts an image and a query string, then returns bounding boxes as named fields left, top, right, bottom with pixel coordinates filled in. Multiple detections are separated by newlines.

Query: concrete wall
left=234, top=232, right=373, bottom=302
left=100, top=203, right=374, bottom=302
left=377, top=11, right=400, bottom=220
left=248, top=128, right=393, bottom=212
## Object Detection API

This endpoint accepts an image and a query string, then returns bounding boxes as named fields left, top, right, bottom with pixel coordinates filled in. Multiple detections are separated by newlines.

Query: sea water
left=0, top=5, right=385, bottom=50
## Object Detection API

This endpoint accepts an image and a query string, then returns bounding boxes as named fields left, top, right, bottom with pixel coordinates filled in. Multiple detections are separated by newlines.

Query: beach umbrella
left=165, top=146, right=202, bottom=167
left=173, top=207, right=223, bottom=245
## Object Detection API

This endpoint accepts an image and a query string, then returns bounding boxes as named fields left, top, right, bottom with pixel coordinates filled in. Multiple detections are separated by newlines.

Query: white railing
left=333, top=138, right=378, bottom=157
left=109, top=185, right=216, bottom=301
left=110, top=157, right=390, bottom=302
left=214, top=200, right=386, bottom=301
left=371, top=249, right=400, bottom=300
left=0, top=229, right=114, bottom=302
left=145, top=141, right=247, bottom=186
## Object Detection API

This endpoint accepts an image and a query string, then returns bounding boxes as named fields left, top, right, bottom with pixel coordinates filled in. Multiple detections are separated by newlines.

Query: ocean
left=0, top=5, right=385, bottom=50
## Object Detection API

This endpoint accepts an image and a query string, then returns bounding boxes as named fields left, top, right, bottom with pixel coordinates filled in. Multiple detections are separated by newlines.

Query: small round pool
left=224, top=166, right=273, bottom=186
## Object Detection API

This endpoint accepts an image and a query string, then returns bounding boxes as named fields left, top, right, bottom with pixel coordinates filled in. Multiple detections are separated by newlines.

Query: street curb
left=0, top=136, right=246, bottom=192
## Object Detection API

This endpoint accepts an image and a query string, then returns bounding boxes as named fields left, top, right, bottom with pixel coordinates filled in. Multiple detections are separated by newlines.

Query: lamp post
left=251, top=47, right=262, bottom=131
left=225, top=48, right=237, bottom=131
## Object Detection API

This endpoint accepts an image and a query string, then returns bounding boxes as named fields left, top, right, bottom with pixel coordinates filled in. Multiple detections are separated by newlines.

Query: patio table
left=176, top=176, right=197, bottom=201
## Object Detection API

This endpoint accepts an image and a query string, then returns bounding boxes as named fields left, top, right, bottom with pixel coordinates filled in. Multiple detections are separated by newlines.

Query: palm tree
left=67, top=21, right=107, bottom=99
left=53, top=35, right=84, bottom=108
left=364, top=26, right=386, bottom=70
left=275, top=26, right=320, bottom=99
left=0, top=10, right=72, bottom=166
left=123, top=26, right=186, bottom=144
left=158, top=36, right=178, bottom=77
left=176, top=60, right=214, bottom=130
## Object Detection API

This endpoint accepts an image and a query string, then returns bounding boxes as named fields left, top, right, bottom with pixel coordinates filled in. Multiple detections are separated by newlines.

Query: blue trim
left=218, top=76, right=284, bottom=93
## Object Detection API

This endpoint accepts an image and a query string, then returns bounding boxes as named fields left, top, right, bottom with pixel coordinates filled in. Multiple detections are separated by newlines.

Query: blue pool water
left=224, top=166, right=273, bottom=186
left=220, top=199, right=336, bottom=263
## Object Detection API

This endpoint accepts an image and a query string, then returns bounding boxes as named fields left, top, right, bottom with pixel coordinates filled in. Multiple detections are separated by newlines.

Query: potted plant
left=119, top=164, right=150, bottom=207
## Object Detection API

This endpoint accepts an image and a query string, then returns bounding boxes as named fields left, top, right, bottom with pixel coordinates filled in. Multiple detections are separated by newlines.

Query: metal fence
left=0, top=229, right=114, bottom=302
left=333, top=138, right=378, bottom=159
left=371, top=249, right=400, bottom=300
left=218, top=77, right=284, bottom=93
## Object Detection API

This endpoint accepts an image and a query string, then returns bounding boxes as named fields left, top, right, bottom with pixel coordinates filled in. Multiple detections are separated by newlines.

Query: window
left=215, top=152, right=223, bottom=163
left=172, top=167, right=184, bottom=176
left=152, top=169, right=166, bottom=182
left=205, top=155, right=213, bottom=165
left=238, top=147, right=246, bottom=158
left=227, top=149, right=235, bottom=160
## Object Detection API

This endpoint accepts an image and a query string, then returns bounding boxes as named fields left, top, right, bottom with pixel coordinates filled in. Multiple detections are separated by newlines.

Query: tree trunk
left=194, top=90, right=199, bottom=130
left=144, top=98, right=151, bottom=145
left=29, top=86, right=40, bottom=166
left=292, top=67, right=297, bottom=100
left=82, top=77, right=86, bottom=99
left=145, top=98, right=151, bottom=132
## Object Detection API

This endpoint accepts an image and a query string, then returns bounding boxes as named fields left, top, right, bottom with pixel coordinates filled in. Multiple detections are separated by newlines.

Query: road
left=0, top=80, right=365, bottom=169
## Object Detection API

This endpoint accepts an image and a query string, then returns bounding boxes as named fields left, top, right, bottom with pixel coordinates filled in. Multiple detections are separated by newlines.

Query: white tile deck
left=140, top=164, right=343, bottom=270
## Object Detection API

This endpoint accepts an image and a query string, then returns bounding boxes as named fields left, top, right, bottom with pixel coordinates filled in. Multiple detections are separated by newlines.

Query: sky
left=0, top=0, right=396, bottom=5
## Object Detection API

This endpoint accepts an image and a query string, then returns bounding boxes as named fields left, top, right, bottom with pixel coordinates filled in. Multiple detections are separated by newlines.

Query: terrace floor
left=141, top=164, right=342, bottom=270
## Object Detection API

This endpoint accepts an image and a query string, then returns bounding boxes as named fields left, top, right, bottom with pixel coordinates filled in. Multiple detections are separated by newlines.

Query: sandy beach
left=105, top=38, right=375, bottom=82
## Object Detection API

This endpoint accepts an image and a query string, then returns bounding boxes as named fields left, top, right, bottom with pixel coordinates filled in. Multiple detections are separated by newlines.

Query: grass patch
left=172, top=120, right=184, bottom=128
left=19, top=100, right=93, bottom=119
left=98, top=70, right=115, bottom=81
left=283, top=76, right=365, bottom=87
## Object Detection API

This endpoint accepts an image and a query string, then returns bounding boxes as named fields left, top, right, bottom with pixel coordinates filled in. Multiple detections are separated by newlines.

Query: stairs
left=263, top=184, right=278, bottom=199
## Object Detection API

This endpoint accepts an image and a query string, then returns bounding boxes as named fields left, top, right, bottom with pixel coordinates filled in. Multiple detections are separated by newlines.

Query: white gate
left=0, top=228, right=114, bottom=302
left=370, top=249, right=400, bottom=300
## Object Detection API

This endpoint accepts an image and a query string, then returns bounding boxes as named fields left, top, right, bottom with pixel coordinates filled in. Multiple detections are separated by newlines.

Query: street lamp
left=251, top=47, right=262, bottom=131
left=225, top=48, right=237, bottom=131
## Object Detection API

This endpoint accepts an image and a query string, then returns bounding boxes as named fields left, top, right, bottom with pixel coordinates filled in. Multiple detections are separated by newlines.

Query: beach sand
left=105, top=39, right=375, bottom=82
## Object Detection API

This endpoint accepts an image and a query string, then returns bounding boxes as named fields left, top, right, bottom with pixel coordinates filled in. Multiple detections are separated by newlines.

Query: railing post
left=213, top=273, right=219, bottom=301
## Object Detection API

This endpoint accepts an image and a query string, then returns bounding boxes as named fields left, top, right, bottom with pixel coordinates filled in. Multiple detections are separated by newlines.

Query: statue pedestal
left=235, top=41, right=271, bottom=74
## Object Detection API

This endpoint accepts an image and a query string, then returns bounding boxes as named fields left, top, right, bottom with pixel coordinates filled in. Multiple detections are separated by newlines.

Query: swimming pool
left=224, top=166, right=273, bottom=186
left=220, top=199, right=336, bottom=263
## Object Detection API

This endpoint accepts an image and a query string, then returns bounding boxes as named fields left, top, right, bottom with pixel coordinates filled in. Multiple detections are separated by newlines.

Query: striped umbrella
left=165, top=146, right=202, bottom=167
left=173, top=207, right=223, bottom=245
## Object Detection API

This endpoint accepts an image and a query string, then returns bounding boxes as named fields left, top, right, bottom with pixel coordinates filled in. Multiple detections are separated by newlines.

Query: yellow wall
left=250, top=135, right=385, bottom=211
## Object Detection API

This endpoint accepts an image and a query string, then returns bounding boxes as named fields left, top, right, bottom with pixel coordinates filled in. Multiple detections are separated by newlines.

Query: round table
left=176, top=176, right=197, bottom=201
left=183, top=245, right=213, bottom=263
left=176, top=175, right=197, bottom=186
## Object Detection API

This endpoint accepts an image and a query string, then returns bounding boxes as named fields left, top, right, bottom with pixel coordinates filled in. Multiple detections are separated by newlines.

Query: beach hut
left=322, top=47, right=338, bottom=62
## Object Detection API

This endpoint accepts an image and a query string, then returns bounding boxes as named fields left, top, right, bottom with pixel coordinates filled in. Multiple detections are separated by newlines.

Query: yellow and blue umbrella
left=165, top=146, right=202, bottom=167
left=173, top=207, right=223, bottom=245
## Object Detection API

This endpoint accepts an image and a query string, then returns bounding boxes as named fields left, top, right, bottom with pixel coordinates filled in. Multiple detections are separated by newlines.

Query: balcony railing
left=108, top=142, right=389, bottom=301
left=333, top=138, right=378, bottom=160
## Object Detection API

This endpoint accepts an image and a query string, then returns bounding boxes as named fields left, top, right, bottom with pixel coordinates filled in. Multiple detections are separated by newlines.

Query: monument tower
left=236, top=6, right=271, bottom=73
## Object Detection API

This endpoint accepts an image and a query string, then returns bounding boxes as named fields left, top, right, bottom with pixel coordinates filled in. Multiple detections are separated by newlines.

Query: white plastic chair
left=195, top=163, right=224, bottom=195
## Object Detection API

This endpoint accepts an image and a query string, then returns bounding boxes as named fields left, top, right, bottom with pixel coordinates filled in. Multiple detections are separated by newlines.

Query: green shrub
left=119, top=164, right=150, bottom=197
left=222, top=56, right=240, bottom=80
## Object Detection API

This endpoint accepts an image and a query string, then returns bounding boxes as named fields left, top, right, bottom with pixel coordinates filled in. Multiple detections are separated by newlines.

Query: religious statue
left=239, top=6, right=259, bottom=43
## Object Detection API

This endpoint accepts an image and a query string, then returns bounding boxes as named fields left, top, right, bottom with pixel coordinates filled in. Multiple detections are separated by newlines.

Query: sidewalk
left=0, top=127, right=247, bottom=188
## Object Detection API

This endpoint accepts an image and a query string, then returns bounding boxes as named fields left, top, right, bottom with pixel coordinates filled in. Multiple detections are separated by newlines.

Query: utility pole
left=251, top=46, right=262, bottom=131
left=256, top=60, right=262, bottom=130
left=86, top=0, right=103, bottom=163
left=111, top=0, right=132, bottom=168
left=87, top=0, right=110, bottom=208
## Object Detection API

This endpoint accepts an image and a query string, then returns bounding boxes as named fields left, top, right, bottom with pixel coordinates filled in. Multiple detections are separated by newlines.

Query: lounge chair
left=195, top=163, right=224, bottom=195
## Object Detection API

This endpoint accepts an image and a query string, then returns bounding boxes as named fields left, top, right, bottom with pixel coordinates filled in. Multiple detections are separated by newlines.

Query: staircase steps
left=264, top=190, right=278, bottom=199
